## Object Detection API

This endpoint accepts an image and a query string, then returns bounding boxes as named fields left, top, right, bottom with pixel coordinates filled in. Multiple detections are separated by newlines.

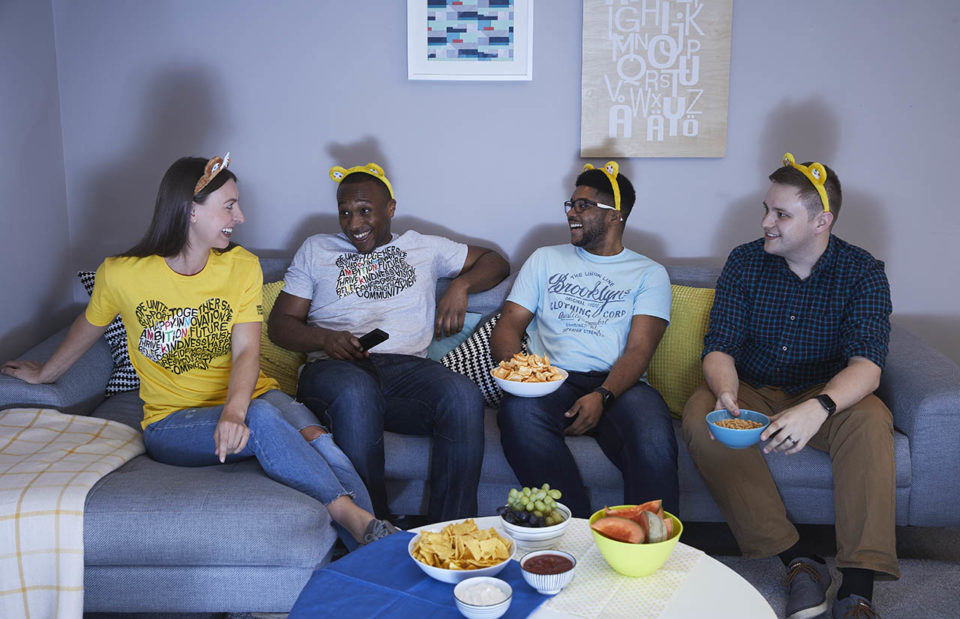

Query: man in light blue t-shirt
left=491, top=162, right=679, bottom=518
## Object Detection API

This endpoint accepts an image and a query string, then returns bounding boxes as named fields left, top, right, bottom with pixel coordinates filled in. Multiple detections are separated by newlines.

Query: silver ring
left=787, top=437, right=798, bottom=445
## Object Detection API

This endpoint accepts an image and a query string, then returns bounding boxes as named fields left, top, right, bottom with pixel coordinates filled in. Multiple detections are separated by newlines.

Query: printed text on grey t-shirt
left=335, top=246, right=417, bottom=299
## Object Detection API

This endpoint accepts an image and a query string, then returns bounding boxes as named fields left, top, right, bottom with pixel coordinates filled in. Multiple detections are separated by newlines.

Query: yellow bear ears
left=329, top=162, right=395, bottom=200
left=582, top=161, right=621, bottom=211
left=194, top=151, right=230, bottom=195
left=782, top=153, right=829, bottom=213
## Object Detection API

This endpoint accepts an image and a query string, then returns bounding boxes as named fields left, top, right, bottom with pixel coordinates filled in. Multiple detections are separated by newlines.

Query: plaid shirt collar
left=770, top=234, right=838, bottom=284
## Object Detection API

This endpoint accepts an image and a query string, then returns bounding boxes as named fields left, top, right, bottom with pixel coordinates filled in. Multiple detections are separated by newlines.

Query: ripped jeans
left=142, top=389, right=373, bottom=547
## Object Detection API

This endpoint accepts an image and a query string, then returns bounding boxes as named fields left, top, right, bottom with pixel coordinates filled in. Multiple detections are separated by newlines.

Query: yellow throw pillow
left=647, top=285, right=715, bottom=418
left=260, top=281, right=306, bottom=396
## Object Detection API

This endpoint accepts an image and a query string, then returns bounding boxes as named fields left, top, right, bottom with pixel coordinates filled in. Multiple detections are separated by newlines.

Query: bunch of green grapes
left=496, top=483, right=565, bottom=527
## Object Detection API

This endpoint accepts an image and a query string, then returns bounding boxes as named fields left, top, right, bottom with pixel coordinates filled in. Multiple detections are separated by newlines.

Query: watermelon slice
left=591, top=516, right=645, bottom=544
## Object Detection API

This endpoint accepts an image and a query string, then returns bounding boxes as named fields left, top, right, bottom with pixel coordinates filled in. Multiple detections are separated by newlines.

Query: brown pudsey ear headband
left=194, top=152, right=231, bottom=195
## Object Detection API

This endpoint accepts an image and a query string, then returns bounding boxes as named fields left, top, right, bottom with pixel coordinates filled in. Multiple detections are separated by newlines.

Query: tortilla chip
left=411, top=519, right=512, bottom=570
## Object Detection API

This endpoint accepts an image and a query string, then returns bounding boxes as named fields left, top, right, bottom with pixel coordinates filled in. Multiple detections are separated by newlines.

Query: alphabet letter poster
left=581, top=0, right=733, bottom=158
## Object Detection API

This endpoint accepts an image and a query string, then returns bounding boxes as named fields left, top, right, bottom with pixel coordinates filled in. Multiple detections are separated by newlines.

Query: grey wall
left=0, top=0, right=72, bottom=361
left=3, top=1, right=959, bottom=364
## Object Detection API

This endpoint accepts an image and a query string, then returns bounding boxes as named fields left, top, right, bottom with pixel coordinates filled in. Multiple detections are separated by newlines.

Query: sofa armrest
left=0, top=326, right=112, bottom=416
left=876, top=325, right=960, bottom=526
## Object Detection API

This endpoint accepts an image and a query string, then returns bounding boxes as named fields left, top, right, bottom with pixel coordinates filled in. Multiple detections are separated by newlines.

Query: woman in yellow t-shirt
left=1, top=155, right=398, bottom=548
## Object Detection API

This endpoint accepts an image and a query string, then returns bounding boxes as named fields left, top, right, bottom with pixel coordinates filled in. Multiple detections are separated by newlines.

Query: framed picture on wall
left=407, top=0, right=534, bottom=81
left=580, top=0, right=733, bottom=157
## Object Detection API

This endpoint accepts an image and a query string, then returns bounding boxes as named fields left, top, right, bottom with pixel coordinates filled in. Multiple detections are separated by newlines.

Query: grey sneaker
left=832, top=594, right=880, bottom=618
left=361, top=519, right=400, bottom=545
left=783, top=557, right=832, bottom=619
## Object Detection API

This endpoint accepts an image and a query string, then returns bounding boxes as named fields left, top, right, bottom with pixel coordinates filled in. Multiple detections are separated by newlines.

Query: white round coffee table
left=414, top=516, right=775, bottom=618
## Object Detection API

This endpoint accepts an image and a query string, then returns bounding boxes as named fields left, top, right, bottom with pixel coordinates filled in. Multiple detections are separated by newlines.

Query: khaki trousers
left=680, top=382, right=900, bottom=579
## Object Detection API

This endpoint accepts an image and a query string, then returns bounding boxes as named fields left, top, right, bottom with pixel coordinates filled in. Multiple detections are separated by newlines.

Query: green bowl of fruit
left=589, top=501, right=683, bottom=577
left=496, top=485, right=571, bottom=551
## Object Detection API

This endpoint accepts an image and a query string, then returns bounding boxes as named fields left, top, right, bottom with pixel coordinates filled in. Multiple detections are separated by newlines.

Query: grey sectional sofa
left=2, top=334, right=336, bottom=614
left=2, top=256, right=958, bottom=614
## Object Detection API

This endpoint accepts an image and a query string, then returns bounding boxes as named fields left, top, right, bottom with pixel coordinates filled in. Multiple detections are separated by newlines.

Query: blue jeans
left=497, top=371, right=679, bottom=519
left=298, top=354, right=484, bottom=522
left=142, top=390, right=373, bottom=548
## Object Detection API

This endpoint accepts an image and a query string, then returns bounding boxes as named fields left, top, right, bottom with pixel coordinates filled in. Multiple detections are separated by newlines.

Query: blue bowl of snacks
left=706, top=409, right=770, bottom=449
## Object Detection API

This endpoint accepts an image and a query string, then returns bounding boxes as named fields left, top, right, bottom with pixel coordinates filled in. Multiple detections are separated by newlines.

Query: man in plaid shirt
left=681, top=154, right=896, bottom=619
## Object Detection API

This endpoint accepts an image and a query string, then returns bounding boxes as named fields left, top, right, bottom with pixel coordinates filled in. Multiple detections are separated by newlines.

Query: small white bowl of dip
left=453, top=576, right=513, bottom=619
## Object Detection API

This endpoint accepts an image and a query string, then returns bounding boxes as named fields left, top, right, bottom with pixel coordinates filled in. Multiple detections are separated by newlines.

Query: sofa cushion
left=647, top=285, right=715, bottom=417
left=437, top=274, right=517, bottom=322
left=440, top=314, right=528, bottom=408
left=427, top=312, right=482, bottom=360
left=384, top=400, right=914, bottom=523
left=78, top=270, right=140, bottom=395
left=84, top=564, right=320, bottom=614
left=260, top=280, right=306, bottom=395
left=90, top=389, right=144, bottom=429
left=83, top=455, right=336, bottom=568
left=85, top=392, right=338, bottom=576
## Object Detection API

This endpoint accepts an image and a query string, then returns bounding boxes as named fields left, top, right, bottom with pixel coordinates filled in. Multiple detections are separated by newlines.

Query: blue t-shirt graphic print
left=545, top=271, right=633, bottom=337
left=508, top=245, right=671, bottom=373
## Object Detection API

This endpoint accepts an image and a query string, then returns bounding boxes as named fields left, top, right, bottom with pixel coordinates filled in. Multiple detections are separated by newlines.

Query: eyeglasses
left=563, top=199, right=617, bottom=214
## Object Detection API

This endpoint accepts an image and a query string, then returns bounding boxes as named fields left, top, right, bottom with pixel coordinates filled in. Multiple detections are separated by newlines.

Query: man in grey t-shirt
left=268, top=163, right=509, bottom=521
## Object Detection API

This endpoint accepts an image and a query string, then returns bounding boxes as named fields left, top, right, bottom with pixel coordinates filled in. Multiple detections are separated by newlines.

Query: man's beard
left=572, top=220, right=604, bottom=249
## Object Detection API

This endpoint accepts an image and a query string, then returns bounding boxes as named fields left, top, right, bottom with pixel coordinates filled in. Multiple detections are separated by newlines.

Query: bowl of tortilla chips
left=408, top=519, right=515, bottom=584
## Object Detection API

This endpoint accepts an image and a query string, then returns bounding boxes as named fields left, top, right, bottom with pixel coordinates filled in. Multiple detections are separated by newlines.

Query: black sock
left=778, top=542, right=825, bottom=567
left=779, top=542, right=802, bottom=566
left=838, top=568, right=874, bottom=601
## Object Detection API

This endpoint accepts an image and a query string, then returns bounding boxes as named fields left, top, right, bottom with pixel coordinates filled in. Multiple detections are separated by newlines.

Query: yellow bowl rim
left=588, top=505, right=683, bottom=545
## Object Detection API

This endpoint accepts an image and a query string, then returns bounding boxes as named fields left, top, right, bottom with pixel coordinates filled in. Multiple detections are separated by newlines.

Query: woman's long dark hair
left=119, top=157, right=238, bottom=258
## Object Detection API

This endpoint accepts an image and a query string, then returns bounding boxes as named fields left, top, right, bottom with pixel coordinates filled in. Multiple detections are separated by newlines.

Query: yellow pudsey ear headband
left=329, top=163, right=395, bottom=200
left=194, top=152, right=230, bottom=195
left=782, top=153, right=829, bottom=213
left=582, top=161, right=621, bottom=211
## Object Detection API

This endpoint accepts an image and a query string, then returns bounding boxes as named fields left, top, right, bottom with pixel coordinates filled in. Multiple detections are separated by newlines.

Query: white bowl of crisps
left=491, top=353, right=568, bottom=398
left=409, top=519, right=515, bottom=584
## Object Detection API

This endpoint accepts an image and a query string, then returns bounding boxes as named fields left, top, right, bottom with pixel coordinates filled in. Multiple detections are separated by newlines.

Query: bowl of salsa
left=519, top=549, right=576, bottom=595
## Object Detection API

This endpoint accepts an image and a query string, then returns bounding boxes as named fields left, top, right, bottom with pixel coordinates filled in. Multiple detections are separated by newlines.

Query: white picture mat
left=407, top=0, right=534, bottom=81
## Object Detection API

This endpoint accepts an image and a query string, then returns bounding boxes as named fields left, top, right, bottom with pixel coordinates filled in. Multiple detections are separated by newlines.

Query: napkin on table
left=289, top=531, right=550, bottom=618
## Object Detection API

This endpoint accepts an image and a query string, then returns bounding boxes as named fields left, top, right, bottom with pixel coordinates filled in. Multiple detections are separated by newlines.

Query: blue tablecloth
left=289, top=531, right=550, bottom=618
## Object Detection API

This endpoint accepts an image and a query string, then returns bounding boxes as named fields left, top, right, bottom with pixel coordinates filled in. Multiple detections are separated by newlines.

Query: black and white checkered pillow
left=440, top=313, right=527, bottom=408
left=77, top=271, right=139, bottom=395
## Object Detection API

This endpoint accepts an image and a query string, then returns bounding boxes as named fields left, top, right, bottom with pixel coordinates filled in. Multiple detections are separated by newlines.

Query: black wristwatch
left=593, top=386, right=616, bottom=411
left=814, top=394, right=837, bottom=416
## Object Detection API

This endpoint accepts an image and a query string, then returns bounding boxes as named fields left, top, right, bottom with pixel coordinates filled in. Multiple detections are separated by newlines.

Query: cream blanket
left=0, top=408, right=144, bottom=619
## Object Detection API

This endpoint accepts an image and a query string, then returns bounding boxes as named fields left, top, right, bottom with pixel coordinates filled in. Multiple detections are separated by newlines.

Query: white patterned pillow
left=440, top=313, right=527, bottom=408
left=77, top=271, right=140, bottom=395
